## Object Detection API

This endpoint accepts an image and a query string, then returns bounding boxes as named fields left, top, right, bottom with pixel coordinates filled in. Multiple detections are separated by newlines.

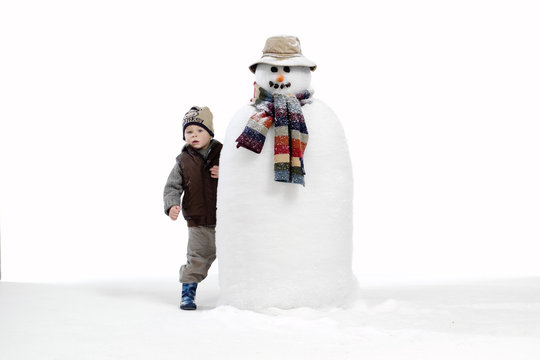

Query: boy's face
left=184, top=125, right=212, bottom=150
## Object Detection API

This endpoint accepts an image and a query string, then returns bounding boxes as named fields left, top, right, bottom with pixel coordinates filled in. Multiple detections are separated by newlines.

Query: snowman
left=216, top=35, right=358, bottom=309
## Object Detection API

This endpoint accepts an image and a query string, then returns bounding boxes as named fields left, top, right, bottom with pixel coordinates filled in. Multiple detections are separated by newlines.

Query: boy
left=163, top=106, right=222, bottom=310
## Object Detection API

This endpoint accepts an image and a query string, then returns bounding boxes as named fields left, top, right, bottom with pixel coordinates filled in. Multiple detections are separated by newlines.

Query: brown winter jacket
left=177, top=141, right=222, bottom=227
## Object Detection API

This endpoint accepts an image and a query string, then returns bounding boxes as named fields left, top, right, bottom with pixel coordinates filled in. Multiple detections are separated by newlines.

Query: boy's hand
left=169, top=205, right=181, bottom=221
left=210, top=165, right=219, bottom=179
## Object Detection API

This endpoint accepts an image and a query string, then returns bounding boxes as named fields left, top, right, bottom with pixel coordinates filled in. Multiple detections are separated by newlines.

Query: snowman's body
left=216, top=63, right=357, bottom=309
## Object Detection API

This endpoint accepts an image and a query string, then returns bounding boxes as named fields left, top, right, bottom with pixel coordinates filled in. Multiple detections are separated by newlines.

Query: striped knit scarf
left=236, top=85, right=312, bottom=186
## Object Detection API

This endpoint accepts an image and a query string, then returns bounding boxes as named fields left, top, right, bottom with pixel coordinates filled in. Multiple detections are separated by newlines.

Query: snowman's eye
left=283, top=66, right=290, bottom=73
left=271, top=67, right=278, bottom=72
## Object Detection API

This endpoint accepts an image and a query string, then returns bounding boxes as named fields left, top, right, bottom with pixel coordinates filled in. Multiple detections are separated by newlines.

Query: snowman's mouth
left=269, top=81, right=291, bottom=89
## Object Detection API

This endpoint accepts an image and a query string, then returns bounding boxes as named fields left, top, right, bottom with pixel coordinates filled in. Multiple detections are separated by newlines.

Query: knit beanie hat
left=182, top=106, right=214, bottom=140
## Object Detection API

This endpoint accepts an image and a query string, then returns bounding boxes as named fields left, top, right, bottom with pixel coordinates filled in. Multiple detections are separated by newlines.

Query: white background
left=1, top=0, right=539, bottom=282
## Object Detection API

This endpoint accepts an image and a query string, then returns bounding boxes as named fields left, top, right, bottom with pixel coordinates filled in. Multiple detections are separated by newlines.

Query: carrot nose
left=277, top=75, right=285, bottom=83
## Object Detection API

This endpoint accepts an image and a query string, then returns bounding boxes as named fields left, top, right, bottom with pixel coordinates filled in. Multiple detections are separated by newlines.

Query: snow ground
left=1, top=276, right=539, bottom=360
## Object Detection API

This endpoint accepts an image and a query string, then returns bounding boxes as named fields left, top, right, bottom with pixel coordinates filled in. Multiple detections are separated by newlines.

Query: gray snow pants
left=179, top=225, right=216, bottom=283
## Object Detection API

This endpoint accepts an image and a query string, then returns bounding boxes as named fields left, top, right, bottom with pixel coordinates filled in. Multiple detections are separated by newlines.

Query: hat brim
left=249, top=55, right=317, bottom=73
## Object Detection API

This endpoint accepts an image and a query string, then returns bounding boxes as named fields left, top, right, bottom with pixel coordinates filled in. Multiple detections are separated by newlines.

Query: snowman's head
left=255, top=64, right=312, bottom=95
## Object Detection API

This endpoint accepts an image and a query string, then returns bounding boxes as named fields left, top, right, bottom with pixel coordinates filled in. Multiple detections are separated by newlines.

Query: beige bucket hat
left=249, top=35, right=317, bottom=73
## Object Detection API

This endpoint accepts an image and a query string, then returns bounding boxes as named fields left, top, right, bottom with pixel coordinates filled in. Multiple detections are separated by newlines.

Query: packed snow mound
left=2, top=278, right=540, bottom=360
left=216, top=99, right=358, bottom=309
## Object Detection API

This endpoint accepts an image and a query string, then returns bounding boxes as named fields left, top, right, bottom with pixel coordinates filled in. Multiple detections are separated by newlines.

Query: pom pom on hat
left=182, top=106, right=214, bottom=140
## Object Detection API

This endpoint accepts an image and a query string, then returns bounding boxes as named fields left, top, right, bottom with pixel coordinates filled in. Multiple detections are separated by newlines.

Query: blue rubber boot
left=180, top=282, right=198, bottom=310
